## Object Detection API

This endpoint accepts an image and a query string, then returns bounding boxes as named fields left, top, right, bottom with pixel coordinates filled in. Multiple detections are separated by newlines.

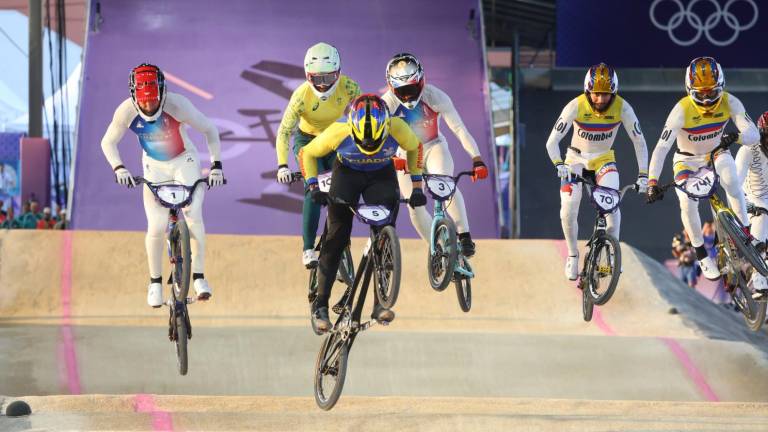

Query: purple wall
left=20, top=137, right=51, bottom=207
left=72, top=0, right=497, bottom=237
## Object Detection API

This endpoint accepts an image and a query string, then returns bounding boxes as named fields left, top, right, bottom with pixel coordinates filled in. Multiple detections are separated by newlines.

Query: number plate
left=591, top=186, right=620, bottom=212
left=317, top=171, right=332, bottom=193
left=681, top=167, right=717, bottom=198
left=426, top=175, right=456, bottom=201
left=156, top=185, right=190, bottom=206
left=356, top=205, right=391, bottom=225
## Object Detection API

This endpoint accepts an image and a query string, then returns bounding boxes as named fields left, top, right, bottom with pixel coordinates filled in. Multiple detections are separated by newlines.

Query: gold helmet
left=685, top=56, right=724, bottom=111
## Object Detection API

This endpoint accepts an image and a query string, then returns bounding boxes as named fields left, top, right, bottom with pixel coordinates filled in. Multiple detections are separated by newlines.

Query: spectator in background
left=702, top=221, right=717, bottom=257
left=17, top=201, right=38, bottom=229
left=672, top=231, right=699, bottom=288
left=53, top=208, right=67, bottom=230
left=1, top=206, right=19, bottom=229
left=36, top=207, right=56, bottom=229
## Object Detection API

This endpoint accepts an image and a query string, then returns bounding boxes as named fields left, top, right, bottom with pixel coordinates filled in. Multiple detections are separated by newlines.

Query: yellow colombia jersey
left=573, top=93, right=624, bottom=139
left=275, top=75, right=361, bottom=165
left=678, top=94, right=731, bottom=142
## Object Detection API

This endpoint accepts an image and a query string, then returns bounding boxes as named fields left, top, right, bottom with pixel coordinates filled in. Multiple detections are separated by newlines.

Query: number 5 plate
left=356, top=205, right=391, bottom=226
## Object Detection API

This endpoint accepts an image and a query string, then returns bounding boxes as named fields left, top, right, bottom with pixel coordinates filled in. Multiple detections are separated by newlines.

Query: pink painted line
left=59, top=230, right=82, bottom=394
left=134, top=394, right=175, bottom=431
left=551, top=239, right=720, bottom=402
left=164, top=71, right=214, bottom=100
left=660, top=337, right=720, bottom=401
left=553, top=240, right=617, bottom=335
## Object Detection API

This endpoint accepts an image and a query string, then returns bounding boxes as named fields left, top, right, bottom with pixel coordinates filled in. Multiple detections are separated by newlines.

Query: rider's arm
left=728, top=94, right=759, bottom=147
left=431, top=86, right=481, bottom=158
left=276, top=85, right=306, bottom=166
left=648, top=103, right=685, bottom=184
left=299, top=122, right=346, bottom=184
left=170, top=94, right=221, bottom=163
left=391, top=117, right=424, bottom=184
left=735, top=145, right=752, bottom=183
left=100, top=99, right=134, bottom=169
left=545, top=98, right=577, bottom=165
left=620, top=101, right=649, bottom=176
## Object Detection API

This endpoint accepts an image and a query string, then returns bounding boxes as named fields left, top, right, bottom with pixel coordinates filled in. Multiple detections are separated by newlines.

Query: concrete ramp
left=1, top=231, right=768, bottom=430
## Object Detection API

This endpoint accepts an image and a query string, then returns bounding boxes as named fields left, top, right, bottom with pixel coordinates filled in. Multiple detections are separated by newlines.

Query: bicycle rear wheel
left=314, top=332, right=349, bottom=411
left=428, top=218, right=458, bottom=292
left=374, top=226, right=401, bottom=309
left=455, top=256, right=472, bottom=312
left=720, top=211, right=768, bottom=277
left=587, top=234, right=621, bottom=306
left=727, top=267, right=767, bottom=331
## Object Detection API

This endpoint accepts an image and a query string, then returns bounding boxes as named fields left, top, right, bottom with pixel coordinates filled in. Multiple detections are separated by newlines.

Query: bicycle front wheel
left=374, top=226, right=401, bottom=309
left=171, top=220, right=192, bottom=301
left=428, top=218, right=458, bottom=292
left=314, top=332, right=349, bottom=411
left=175, top=314, right=188, bottom=376
left=339, top=246, right=355, bottom=287
left=582, top=286, right=594, bottom=322
left=719, top=211, right=768, bottom=277
left=587, top=234, right=621, bottom=306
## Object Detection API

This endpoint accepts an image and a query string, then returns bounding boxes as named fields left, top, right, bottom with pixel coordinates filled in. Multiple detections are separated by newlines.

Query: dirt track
left=1, top=231, right=768, bottom=430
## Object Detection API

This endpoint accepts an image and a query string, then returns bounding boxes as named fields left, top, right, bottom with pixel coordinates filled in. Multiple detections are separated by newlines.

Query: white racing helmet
left=304, top=42, right=341, bottom=101
left=386, top=53, right=425, bottom=110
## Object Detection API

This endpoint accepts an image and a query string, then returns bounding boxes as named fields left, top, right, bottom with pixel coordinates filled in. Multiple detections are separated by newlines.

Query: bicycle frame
left=426, top=171, right=475, bottom=279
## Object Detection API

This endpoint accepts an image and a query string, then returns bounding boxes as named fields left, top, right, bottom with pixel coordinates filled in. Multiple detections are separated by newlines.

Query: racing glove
left=472, top=159, right=488, bottom=181
left=555, top=162, right=571, bottom=180
left=409, top=187, right=427, bottom=208
left=276, top=164, right=292, bottom=184
left=113, top=165, right=136, bottom=188
left=392, top=157, right=407, bottom=172
left=208, top=161, right=224, bottom=188
left=720, top=132, right=739, bottom=148
left=308, top=184, right=328, bottom=205
left=635, top=175, right=648, bottom=194
left=646, top=183, right=664, bottom=204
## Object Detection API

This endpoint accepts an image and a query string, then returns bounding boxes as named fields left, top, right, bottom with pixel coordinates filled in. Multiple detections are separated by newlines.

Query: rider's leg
left=560, top=175, right=583, bottom=257
left=143, top=185, right=169, bottom=281
left=715, top=152, right=750, bottom=226
left=595, top=163, right=621, bottom=240
left=361, top=165, right=400, bottom=322
left=175, top=152, right=206, bottom=276
left=397, top=149, right=431, bottom=242
left=293, top=132, right=322, bottom=261
left=173, top=152, right=212, bottom=299
left=142, top=156, right=173, bottom=307
left=315, top=162, right=364, bottom=310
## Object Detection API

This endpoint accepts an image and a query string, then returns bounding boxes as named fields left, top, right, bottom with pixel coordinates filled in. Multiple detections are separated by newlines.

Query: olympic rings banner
left=556, top=0, right=767, bottom=67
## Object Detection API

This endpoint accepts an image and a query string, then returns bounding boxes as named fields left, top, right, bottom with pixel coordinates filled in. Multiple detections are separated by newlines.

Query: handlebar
left=659, top=134, right=737, bottom=192
left=570, top=174, right=638, bottom=198
left=133, top=176, right=227, bottom=188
